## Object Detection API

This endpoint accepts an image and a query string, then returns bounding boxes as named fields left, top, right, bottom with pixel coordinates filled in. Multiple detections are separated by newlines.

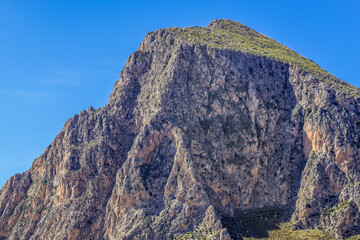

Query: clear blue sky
left=1, top=0, right=359, bottom=187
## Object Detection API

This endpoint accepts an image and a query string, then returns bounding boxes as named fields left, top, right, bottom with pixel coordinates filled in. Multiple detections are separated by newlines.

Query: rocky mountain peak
left=207, top=19, right=247, bottom=29
left=1, top=20, right=360, bottom=240
left=170, top=19, right=360, bottom=98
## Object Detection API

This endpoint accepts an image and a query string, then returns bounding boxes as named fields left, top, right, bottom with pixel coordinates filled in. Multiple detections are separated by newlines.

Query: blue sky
left=0, top=0, right=359, bottom=187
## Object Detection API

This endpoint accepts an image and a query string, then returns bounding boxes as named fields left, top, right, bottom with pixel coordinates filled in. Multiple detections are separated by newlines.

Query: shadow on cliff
left=218, top=63, right=307, bottom=240
left=221, top=206, right=288, bottom=239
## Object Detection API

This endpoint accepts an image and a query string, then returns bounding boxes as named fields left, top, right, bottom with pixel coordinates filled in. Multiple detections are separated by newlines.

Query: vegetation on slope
left=243, top=223, right=360, bottom=240
left=170, top=19, right=360, bottom=97
left=174, top=223, right=360, bottom=240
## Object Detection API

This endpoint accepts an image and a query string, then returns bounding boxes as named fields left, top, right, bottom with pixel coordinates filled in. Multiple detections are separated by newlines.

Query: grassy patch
left=321, top=200, right=354, bottom=216
left=175, top=227, right=222, bottom=240
left=305, top=104, right=319, bottom=120
left=243, top=222, right=359, bottom=240
left=40, top=177, right=54, bottom=185
left=347, top=235, right=360, bottom=240
left=243, top=223, right=335, bottom=240
left=169, top=19, right=360, bottom=97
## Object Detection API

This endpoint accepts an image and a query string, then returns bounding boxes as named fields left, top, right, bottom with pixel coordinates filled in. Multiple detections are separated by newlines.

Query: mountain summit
left=1, top=19, right=360, bottom=240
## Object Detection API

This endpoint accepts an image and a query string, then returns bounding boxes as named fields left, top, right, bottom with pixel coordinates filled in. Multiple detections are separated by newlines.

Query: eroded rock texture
left=1, top=19, right=359, bottom=239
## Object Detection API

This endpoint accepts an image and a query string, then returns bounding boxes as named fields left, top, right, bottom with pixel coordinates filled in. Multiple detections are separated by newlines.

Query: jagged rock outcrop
left=1, top=19, right=359, bottom=240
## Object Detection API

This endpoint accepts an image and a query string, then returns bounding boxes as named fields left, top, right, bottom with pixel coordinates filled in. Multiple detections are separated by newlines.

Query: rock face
left=1, top=19, right=360, bottom=240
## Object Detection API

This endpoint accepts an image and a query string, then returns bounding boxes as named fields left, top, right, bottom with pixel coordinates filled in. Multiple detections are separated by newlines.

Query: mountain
left=1, top=19, right=360, bottom=240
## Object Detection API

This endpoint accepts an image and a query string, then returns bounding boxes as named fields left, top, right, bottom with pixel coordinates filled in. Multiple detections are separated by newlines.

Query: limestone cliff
left=1, top=19, right=360, bottom=240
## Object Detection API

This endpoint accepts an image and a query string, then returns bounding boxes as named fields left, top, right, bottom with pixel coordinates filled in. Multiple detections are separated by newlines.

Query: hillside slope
left=1, top=19, right=360, bottom=240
